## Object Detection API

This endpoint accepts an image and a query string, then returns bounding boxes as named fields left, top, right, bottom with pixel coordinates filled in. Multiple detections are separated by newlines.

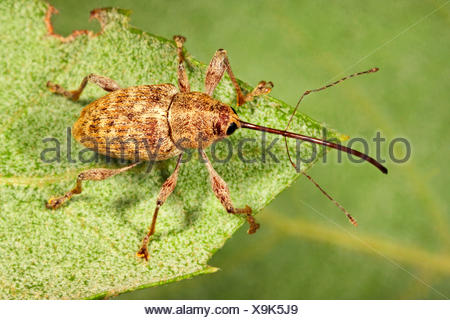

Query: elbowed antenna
left=239, top=121, right=388, bottom=174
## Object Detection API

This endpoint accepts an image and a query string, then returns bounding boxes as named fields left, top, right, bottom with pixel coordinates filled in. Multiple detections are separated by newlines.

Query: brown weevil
left=46, top=35, right=387, bottom=260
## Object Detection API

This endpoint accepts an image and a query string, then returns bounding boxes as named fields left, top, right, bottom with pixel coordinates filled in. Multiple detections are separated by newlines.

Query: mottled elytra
left=46, top=35, right=387, bottom=261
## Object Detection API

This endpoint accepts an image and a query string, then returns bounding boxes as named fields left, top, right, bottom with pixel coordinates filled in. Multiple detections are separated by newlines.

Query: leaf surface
left=0, top=0, right=340, bottom=299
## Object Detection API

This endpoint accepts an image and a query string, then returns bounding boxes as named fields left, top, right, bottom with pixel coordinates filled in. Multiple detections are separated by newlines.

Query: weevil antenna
left=302, top=171, right=357, bottom=226
left=284, top=67, right=379, bottom=170
left=239, top=120, right=388, bottom=174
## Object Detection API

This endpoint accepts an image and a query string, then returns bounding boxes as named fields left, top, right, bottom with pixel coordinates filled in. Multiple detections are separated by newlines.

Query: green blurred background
left=47, top=0, right=449, bottom=299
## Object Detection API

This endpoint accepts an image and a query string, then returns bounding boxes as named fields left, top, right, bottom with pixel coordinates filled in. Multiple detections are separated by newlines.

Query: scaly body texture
left=73, top=84, right=180, bottom=161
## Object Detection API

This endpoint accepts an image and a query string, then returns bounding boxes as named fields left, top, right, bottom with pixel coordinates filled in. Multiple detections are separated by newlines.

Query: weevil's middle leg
left=47, top=74, right=121, bottom=101
left=137, top=154, right=184, bottom=261
left=174, top=35, right=191, bottom=93
left=46, top=162, right=139, bottom=210
left=199, top=150, right=260, bottom=234
left=204, top=49, right=273, bottom=106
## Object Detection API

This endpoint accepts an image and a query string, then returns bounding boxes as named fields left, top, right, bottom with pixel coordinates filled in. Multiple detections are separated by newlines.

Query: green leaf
left=0, top=0, right=342, bottom=299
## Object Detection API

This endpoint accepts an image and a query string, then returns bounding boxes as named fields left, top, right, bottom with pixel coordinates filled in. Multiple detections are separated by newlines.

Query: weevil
left=46, top=35, right=387, bottom=260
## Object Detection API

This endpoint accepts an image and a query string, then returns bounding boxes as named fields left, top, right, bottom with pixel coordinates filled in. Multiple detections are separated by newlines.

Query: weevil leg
left=47, top=74, right=121, bottom=102
left=199, top=149, right=259, bottom=234
left=173, top=35, right=191, bottom=93
left=46, top=162, right=139, bottom=210
left=137, top=154, right=184, bottom=261
left=204, top=49, right=273, bottom=106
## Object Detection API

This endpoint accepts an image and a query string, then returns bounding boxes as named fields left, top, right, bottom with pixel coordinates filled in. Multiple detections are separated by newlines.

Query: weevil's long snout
left=239, top=120, right=388, bottom=174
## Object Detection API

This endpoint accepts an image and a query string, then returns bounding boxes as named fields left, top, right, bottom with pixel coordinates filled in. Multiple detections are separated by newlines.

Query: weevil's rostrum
left=46, top=35, right=387, bottom=261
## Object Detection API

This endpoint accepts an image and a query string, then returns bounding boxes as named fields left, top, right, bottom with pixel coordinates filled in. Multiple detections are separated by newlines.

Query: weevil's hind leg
left=173, top=35, right=191, bottom=93
left=137, top=154, right=184, bottom=261
left=46, top=162, right=139, bottom=210
left=47, top=74, right=121, bottom=102
left=204, top=49, right=273, bottom=106
left=199, top=149, right=259, bottom=234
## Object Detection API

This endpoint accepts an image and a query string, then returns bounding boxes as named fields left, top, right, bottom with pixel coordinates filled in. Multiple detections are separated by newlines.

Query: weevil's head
left=220, top=105, right=241, bottom=136
left=169, top=92, right=241, bottom=150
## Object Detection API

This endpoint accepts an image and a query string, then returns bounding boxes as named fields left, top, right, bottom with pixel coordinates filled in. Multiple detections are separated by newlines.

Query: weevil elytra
left=46, top=35, right=387, bottom=260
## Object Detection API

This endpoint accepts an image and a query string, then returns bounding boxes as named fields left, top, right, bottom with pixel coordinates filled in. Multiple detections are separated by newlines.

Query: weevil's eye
left=226, top=122, right=238, bottom=135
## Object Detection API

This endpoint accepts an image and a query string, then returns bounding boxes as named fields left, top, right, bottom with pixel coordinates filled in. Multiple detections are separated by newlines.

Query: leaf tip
left=45, top=3, right=132, bottom=43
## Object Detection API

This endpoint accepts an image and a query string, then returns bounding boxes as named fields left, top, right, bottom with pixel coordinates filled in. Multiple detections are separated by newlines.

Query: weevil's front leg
left=173, top=35, right=190, bottom=93
left=204, top=49, right=273, bottom=106
left=47, top=74, right=121, bottom=101
left=137, top=154, right=183, bottom=261
left=46, top=162, right=139, bottom=209
left=199, top=150, right=260, bottom=234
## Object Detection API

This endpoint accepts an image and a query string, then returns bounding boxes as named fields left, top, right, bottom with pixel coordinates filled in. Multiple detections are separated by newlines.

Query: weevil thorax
left=168, top=92, right=240, bottom=150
